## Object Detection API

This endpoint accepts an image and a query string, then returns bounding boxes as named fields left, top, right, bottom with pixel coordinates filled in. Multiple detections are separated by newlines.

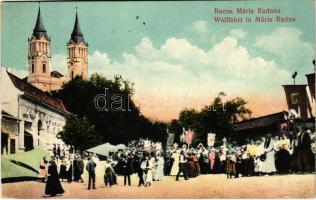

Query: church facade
left=1, top=6, right=90, bottom=154
left=27, top=7, right=89, bottom=92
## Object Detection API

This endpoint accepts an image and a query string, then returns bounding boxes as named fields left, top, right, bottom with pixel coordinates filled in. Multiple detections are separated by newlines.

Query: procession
left=35, top=123, right=316, bottom=197
left=1, top=0, right=316, bottom=199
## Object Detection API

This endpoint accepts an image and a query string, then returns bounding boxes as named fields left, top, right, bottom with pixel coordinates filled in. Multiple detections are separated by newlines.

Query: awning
left=1, top=157, right=38, bottom=180
left=85, top=143, right=126, bottom=157
left=2, top=147, right=51, bottom=174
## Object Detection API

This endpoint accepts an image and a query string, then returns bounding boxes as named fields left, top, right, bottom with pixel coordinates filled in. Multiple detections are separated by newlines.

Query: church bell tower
left=67, top=8, right=88, bottom=80
left=27, top=6, right=52, bottom=91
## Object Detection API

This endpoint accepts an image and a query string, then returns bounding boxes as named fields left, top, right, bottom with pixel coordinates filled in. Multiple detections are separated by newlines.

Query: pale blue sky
left=1, top=1, right=315, bottom=121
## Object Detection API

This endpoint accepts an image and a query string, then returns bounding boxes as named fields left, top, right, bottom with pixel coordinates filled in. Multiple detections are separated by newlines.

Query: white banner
left=167, top=133, right=175, bottom=146
left=180, top=133, right=185, bottom=143
left=185, top=129, right=194, bottom=145
left=207, top=133, right=216, bottom=147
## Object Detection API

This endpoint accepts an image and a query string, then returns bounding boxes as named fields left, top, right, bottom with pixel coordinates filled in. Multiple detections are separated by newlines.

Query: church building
left=1, top=6, right=89, bottom=154
left=27, top=7, right=89, bottom=92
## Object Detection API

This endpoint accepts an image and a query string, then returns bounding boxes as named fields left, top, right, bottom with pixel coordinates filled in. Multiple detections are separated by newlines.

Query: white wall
left=1, top=67, right=66, bottom=153
left=0, top=67, right=23, bottom=117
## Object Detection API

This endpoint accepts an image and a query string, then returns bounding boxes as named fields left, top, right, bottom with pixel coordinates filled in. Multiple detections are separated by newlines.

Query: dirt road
left=2, top=173, right=315, bottom=199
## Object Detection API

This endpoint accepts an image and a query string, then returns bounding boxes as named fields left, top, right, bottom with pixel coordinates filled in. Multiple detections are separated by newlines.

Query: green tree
left=58, top=114, right=98, bottom=151
left=174, top=96, right=252, bottom=146
left=53, top=74, right=166, bottom=147
left=169, top=119, right=183, bottom=144
left=178, top=109, right=199, bottom=130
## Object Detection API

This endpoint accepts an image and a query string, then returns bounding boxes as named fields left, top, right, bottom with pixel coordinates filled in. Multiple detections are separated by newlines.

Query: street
left=2, top=173, right=315, bottom=198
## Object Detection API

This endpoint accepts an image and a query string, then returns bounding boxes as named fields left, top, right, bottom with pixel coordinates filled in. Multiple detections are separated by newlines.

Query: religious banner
left=207, top=133, right=216, bottom=147
left=185, top=129, right=194, bottom=145
left=166, top=133, right=175, bottom=146
left=306, top=73, right=315, bottom=99
left=180, top=132, right=185, bottom=144
left=283, top=85, right=309, bottom=120
left=2, top=0, right=315, bottom=199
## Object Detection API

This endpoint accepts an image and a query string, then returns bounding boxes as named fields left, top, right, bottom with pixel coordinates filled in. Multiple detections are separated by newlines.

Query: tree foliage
left=169, top=96, right=252, bottom=146
left=58, top=114, right=98, bottom=151
left=53, top=73, right=251, bottom=149
left=52, top=74, right=166, bottom=149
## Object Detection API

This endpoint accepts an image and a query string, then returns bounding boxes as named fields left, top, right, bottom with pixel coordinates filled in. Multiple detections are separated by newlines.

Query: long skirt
left=187, top=161, right=198, bottom=178
left=66, top=166, right=73, bottom=183
left=276, top=149, right=290, bottom=173
left=170, top=161, right=179, bottom=176
left=200, top=161, right=209, bottom=174
left=45, top=176, right=64, bottom=195
left=213, top=156, right=222, bottom=174
left=194, top=161, right=201, bottom=174
left=262, top=151, right=276, bottom=173
left=297, top=149, right=315, bottom=172
left=244, top=157, right=255, bottom=176
left=59, top=165, right=67, bottom=179
left=143, top=170, right=153, bottom=184
left=226, top=160, right=236, bottom=174
left=154, top=165, right=164, bottom=181
left=290, top=152, right=298, bottom=172
left=104, top=172, right=114, bottom=186
left=164, top=161, right=171, bottom=176
left=255, top=158, right=263, bottom=173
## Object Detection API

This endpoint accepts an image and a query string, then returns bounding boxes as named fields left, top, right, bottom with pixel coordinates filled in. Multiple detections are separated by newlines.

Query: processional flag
left=166, top=133, right=175, bottom=146
left=207, top=133, right=216, bottom=147
left=185, top=129, right=194, bottom=145
left=283, top=84, right=310, bottom=120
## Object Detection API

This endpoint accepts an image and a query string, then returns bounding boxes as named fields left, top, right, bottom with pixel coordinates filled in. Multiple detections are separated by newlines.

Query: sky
left=1, top=0, right=315, bottom=122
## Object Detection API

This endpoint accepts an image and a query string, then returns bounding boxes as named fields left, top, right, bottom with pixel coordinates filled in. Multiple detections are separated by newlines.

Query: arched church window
left=31, top=63, right=34, bottom=73
left=71, top=71, right=74, bottom=79
left=43, top=63, right=46, bottom=73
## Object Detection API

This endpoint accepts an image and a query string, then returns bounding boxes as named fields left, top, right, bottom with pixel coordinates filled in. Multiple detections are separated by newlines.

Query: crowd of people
left=39, top=126, right=316, bottom=197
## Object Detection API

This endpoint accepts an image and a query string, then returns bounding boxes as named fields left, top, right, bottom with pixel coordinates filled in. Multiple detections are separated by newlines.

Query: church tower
left=27, top=6, right=52, bottom=91
left=67, top=9, right=88, bottom=80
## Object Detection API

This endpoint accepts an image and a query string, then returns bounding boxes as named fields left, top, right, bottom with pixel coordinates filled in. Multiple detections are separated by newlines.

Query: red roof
left=7, top=72, right=67, bottom=113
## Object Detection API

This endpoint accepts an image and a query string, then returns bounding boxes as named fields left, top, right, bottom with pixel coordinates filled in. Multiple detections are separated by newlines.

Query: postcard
left=1, top=0, right=315, bottom=199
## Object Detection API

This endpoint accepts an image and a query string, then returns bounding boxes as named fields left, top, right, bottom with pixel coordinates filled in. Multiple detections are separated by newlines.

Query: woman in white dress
left=154, top=154, right=164, bottom=181
left=262, top=134, right=276, bottom=174
left=170, top=150, right=180, bottom=176
left=141, top=155, right=153, bottom=187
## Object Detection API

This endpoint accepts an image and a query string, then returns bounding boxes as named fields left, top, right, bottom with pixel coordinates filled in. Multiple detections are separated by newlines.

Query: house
left=1, top=67, right=68, bottom=154
left=232, top=111, right=288, bottom=141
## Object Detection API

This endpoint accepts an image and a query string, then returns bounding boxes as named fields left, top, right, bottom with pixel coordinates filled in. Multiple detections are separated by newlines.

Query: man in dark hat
left=122, top=154, right=133, bottom=186
left=86, top=156, right=96, bottom=190
left=176, top=150, right=188, bottom=181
